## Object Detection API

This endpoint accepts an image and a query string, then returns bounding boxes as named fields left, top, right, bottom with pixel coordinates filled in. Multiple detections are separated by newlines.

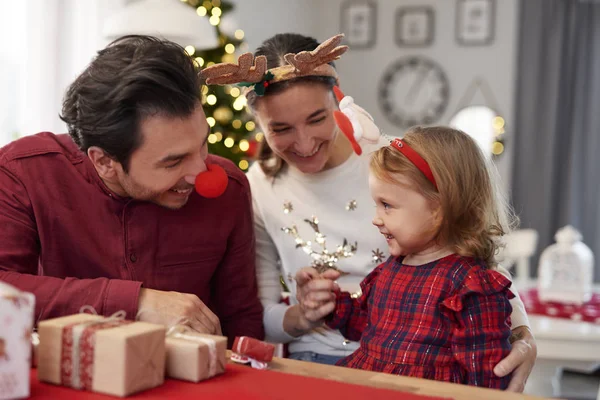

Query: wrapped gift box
left=37, top=313, right=166, bottom=397
left=165, top=328, right=226, bottom=382
left=0, top=281, right=35, bottom=399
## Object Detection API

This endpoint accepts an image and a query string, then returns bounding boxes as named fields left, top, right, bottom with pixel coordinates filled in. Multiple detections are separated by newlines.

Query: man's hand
left=493, top=326, right=537, bottom=392
left=137, top=288, right=222, bottom=335
left=295, top=267, right=340, bottom=323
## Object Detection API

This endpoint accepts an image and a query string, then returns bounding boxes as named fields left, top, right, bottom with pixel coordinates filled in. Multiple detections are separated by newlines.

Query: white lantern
left=538, top=225, right=594, bottom=304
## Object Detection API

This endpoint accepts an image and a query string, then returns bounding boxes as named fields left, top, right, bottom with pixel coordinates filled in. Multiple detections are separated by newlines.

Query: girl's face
left=254, top=83, right=340, bottom=174
left=369, top=172, right=441, bottom=257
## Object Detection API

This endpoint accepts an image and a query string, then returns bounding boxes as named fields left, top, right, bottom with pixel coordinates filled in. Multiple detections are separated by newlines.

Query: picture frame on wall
left=396, top=7, right=435, bottom=47
left=341, top=0, right=377, bottom=49
left=456, top=0, right=495, bottom=46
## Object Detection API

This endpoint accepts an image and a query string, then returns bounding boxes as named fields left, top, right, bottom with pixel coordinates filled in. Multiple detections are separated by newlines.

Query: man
left=0, top=35, right=264, bottom=345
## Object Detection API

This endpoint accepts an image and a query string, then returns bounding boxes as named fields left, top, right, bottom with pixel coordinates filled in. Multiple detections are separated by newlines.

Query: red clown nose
left=195, top=164, right=228, bottom=198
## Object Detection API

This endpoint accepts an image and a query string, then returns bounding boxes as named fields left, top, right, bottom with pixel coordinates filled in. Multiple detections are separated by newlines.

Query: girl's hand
left=295, top=267, right=341, bottom=322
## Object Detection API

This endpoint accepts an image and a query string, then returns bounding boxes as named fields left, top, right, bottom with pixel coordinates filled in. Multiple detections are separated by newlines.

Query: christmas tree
left=183, top=0, right=260, bottom=171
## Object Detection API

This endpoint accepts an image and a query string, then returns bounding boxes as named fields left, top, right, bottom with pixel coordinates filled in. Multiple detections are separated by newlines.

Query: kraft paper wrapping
left=37, top=313, right=166, bottom=397
left=165, top=329, right=226, bottom=383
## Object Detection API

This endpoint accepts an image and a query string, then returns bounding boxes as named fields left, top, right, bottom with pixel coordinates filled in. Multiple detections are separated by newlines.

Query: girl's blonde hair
left=370, top=126, right=518, bottom=267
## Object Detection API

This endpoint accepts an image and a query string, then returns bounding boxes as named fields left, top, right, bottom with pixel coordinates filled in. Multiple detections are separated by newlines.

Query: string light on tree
left=182, top=0, right=253, bottom=169
left=221, top=54, right=235, bottom=63
left=232, top=96, right=246, bottom=111
left=492, top=115, right=506, bottom=156
left=239, top=139, right=250, bottom=152
left=184, top=45, right=196, bottom=56
left=238, top=160, right=249, bottom=170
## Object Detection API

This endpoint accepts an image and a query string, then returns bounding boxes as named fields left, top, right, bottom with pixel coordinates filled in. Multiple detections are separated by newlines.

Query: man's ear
left=87, top=146, right=120, bottom=179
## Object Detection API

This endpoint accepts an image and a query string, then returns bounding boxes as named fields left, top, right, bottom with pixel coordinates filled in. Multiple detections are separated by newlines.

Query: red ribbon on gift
left=60, top=319, right=132, bottom=390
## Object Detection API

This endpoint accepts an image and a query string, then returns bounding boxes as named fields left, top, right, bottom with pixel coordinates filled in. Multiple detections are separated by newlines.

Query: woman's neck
left=322, top=130, right=354, bottom=171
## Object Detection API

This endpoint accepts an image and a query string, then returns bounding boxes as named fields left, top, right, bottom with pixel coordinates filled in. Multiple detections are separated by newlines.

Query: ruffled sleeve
left=441, top=268, right=514, bottom=312
left=442, top=265, right=514, bottom=389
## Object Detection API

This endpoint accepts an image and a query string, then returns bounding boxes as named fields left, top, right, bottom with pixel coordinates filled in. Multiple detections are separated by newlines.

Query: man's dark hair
left=60, top=35, right=201, bottom=172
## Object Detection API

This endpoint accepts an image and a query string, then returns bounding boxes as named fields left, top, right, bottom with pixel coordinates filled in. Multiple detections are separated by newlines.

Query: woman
left=206, top=33, right=536, bottom=392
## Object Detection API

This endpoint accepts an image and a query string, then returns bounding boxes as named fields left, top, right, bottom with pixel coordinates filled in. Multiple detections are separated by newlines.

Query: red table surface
left=29, top=364, right=451, bottom=400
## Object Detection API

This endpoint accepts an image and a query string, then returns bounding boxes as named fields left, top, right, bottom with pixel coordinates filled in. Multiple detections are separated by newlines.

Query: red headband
left=390, top=138, right=438, bottom=190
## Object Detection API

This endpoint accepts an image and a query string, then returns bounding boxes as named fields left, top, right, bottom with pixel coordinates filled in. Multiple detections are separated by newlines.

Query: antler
left=283, top=34, right=348, bottom=74
left=200, top=53, right=268, bottom=85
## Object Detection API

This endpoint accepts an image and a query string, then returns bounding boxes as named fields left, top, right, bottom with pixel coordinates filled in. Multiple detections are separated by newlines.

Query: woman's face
left=254, top=83, right=339, bottom=174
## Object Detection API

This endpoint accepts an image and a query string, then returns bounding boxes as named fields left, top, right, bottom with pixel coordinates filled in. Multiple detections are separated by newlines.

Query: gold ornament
left=281, top=216, right=356, bottom=275
left=283, top=201, right=293, bottom=214
left=372, top=248, right=385, bottom=263
left=346, top=200, right=357, bottom=211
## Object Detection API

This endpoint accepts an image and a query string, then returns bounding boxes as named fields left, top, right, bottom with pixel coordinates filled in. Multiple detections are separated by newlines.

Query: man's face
left=116, top=104, right=210, bottom=210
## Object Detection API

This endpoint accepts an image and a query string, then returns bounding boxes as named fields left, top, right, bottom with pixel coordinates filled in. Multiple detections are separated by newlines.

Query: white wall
left=0, top=1, right=27, bottom=144
left=14, top=0, right=125, bottom=137
left=227, top=0, right=321, bottom=52
left=316, top=0, right=520, bottom=189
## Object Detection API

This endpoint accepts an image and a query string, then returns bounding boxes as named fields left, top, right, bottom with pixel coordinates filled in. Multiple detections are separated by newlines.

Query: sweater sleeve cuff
left=509, top=295, right=530, bottom=330
left=103, top=279, right=143, bottom=320
left=263, top=303, right=296, bottom=344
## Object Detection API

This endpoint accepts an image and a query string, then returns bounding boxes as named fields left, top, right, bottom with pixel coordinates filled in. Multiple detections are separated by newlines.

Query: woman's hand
left=493, top=326, right=537, bottom=392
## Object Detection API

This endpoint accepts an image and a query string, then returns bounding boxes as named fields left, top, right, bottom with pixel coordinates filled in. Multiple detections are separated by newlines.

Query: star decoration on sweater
left=346, top=200, right=357, bottom=211
left=281, top=216, right=356, bottom=275
left=283, top=201, right=293, bottom=214
left=372, top=248, right=385, bottom=263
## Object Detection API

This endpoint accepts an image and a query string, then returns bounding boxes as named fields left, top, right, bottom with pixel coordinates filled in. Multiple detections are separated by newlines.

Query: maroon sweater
left=0, top=132, right=264, bottom=344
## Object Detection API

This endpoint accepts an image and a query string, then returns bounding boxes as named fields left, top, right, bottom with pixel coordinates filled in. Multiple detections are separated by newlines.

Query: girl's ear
left=431, top=201, right=444, bottom=229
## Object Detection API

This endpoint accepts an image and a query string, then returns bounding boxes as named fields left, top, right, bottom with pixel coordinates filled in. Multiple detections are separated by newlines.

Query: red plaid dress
left=327, top=254, right=513, bottom=389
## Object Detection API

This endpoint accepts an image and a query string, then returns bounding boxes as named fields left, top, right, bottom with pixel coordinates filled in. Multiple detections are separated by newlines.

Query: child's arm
left=445, top=269, right=513, bottom=389
left=325, top=264, right=384, bottom=341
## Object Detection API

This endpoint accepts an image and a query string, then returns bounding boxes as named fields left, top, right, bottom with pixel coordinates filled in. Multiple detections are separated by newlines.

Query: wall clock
left=378, top=56, right=450, bottom=128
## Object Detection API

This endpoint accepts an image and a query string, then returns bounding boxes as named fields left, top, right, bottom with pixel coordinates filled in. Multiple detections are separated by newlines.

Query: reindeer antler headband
left=200, top=34, right=349, bottom=96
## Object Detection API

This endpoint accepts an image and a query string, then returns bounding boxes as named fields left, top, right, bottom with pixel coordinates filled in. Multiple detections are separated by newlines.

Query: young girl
left=296, top=126, right=516, bottom=389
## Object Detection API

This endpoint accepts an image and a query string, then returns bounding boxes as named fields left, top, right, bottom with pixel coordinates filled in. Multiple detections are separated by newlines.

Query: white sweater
left=247, top=137, right=530, bottom=357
